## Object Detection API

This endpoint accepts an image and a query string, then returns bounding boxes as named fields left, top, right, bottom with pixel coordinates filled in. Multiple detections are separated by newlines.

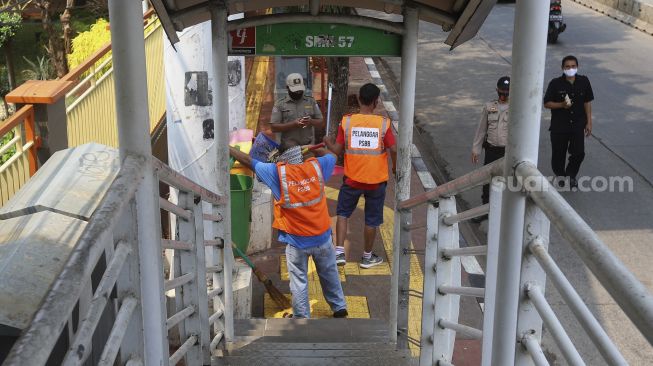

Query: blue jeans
left=285, top=240, right=347, bottom=318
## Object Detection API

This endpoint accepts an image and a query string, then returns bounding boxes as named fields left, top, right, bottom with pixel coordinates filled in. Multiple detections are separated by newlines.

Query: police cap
left=497, top=76, right=510, bottom=90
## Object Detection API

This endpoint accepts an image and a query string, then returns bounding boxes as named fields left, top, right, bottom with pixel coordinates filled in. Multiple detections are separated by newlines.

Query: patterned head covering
left=278, top=145, right=303, bottom=165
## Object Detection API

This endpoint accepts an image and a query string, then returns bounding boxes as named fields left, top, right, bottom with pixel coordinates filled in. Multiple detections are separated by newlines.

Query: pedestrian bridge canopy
left=151, top=0, right=496, bottom=49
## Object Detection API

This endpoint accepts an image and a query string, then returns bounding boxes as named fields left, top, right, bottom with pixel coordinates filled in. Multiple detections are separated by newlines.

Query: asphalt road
left=368, top=2, right=653, bottom=364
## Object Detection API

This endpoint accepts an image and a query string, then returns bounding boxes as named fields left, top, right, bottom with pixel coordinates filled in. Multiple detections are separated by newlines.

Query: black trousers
left=482, top=145, right=506, bottom=204
left=550, top=130, right=585, bottom=180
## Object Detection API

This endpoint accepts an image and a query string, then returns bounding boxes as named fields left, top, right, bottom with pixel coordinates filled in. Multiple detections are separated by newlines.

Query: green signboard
left=229, top=23, right=402, bottom=57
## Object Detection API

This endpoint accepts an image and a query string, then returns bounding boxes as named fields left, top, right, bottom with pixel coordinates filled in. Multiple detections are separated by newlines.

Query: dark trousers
left=482, top=145, right=506, bottom=204
left=550, top=130, right=585, bottom=180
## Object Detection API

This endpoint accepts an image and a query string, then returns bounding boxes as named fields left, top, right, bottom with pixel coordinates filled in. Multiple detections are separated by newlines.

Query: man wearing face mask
left=472, top=76, right=510, bottom=219
left=270, top=73, right=324, bottom=151
left=544, top=55, right=594, bottom=189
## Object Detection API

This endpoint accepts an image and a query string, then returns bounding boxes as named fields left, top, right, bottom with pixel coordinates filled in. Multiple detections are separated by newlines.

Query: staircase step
left=219, top=319, right=418, bottom=366
left=227, top=345, right=407, bottom=357
left=228, top=341, right=396, bottom=351
left=233, top=318, right=390, bottom=343
left=217, top=353, right=416, bottom=366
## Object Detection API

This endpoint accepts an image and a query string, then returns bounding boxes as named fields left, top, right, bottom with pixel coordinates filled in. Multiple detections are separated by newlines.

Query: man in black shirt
left=544, top=55, right=594, bottom=188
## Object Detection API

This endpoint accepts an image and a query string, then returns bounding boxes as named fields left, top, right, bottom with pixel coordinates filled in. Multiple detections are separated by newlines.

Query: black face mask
left=498, top=91, right=509, bottom=101
left=289, top=90, right=304, bottom=100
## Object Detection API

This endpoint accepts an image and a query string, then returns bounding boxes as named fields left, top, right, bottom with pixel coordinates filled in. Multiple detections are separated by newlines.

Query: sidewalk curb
left=362, top=57, right=487, bottom=282
left=571, top=0, right=653, bottom=35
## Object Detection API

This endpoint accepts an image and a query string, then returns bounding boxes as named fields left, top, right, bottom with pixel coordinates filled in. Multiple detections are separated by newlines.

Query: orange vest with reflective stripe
left=343, top=114, right=389, bottom=184
left=272, top=157, right=331, bottom=236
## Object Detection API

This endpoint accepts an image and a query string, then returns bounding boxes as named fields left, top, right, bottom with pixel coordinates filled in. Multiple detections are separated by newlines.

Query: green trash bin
left=230, top=174, right=253, bottom=257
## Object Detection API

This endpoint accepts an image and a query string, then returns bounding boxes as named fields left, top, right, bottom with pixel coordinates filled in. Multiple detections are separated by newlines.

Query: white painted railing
left=3, top=154, right=233, bottom=366
left=398, top=157, right=653, bottom=365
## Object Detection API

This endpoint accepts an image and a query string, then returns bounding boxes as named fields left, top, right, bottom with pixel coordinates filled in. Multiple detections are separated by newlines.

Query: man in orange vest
left=229, top=144, right=347, bottom=319
left=324, top=83, right=397, bottom=269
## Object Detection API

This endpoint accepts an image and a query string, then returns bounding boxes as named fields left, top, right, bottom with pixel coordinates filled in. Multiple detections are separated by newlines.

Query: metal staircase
left=219, top=319, right=416, bottom=366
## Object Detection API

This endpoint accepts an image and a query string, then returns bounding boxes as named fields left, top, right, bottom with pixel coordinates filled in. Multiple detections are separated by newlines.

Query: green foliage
left=0, top=130, right=16, bottom=165
left=21, top=55, right=54, bottom=80
left=67, top=18, right=111, bottom=72
left=0, top=9, right=22, bottom=48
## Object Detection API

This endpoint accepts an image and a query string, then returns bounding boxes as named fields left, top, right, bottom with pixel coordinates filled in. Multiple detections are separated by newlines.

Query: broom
left=231, top=243, right=292, bottom=316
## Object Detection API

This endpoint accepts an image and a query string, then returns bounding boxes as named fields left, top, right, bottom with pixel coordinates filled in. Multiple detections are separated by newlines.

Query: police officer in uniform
left=270, top=73, right=324, bottom=150
left=472, top=76, right=510, bottom=211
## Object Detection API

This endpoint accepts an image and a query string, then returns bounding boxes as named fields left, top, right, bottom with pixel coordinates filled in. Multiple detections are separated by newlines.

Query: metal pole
left=491, top=0, right=549, bottom=364
left=390, top=4, right=418, bottom=345
left=107, top=1, right=167, bottom=364
left=481, top=178, right=504, bottom=366
left=210, top=2, right=234, bottom=341
left=514, top=200, right=550, bottom=365
left=526, top=284, right=586, bottom=366
left=522, top=335, right=551, bottom=366
left=309, top=0, right=320, bottom=16
left=326, top=83, right=333, bottom=135
left=528, top=240, right=627, bottom=365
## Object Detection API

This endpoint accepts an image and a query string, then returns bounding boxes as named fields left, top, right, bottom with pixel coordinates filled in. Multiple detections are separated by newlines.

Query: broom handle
left=231, top=243, right=256, bottom=270
left=326, top=83, right=333, bottom=136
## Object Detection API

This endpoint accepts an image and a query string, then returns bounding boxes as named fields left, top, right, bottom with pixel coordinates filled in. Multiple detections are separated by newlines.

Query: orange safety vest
left=343, top=114, right=389, bottom=184
left=272, top=157, right=331, bottom=236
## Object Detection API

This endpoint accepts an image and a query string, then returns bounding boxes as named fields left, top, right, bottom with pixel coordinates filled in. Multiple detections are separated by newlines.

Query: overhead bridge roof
left=150, top=0, right=497, bottom=49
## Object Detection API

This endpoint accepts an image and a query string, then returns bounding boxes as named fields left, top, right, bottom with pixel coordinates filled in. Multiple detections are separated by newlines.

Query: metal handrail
left=62, top=240, right=132, bottom=365
left=516, top=161, right=653, bottom=344
left=153, top=158, right=227, bottom=205
left=415, top=158, right=652, bottom=365
left=398, top=158, right=503, bottom=210
left=438, top=319, right=483, bottom=340
left=521, top=334, right=550, bottom=366
left=2, top=154, right=145, bottom=365
left=97, top=296, right=138, bottom=366
left=524, top=283, right=586, bottom=366
left=528, top=239, right=627, bottom=364
left=442, top=204, right=489, bottom=225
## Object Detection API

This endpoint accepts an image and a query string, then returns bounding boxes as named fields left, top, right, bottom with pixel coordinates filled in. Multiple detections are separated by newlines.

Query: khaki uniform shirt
left=472, top=100, right=509, bottom=155
left=270, top=95, right=323, bottom=150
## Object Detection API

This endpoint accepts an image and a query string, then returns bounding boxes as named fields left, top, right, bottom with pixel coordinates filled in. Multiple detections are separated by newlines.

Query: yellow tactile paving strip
left=245, top=57, right=270, bottom=131
left=376, top=190, right=424, bottom=357
left=265, top=186, right=423, bottom=357
left=264, top=294, right=371, bottom=319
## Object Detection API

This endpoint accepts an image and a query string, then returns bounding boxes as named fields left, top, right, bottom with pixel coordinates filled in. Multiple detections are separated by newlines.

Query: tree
left=29, top=0, right=69, bottom=78
left=86, top=0, right=108, bottom=18
left=0, top=1, right=25, bottom=90
left=60, top=0, right=74, bottom=55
